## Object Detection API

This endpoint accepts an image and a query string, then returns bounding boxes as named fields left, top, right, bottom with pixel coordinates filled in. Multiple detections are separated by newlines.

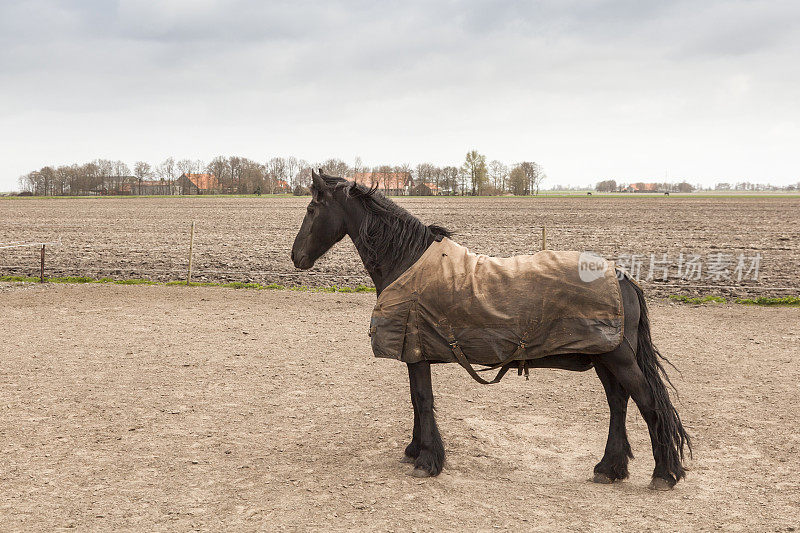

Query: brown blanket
left=370, top=238, right=623, bottom=373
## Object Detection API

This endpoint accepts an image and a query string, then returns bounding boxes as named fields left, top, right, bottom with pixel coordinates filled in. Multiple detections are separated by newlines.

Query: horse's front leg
left=402, top=363, right=422, bottom=462
left=406, top=361, right=445, bottom=477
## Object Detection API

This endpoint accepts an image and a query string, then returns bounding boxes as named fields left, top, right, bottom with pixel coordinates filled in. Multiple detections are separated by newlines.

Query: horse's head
left=291, top=170, right=348, bottom=269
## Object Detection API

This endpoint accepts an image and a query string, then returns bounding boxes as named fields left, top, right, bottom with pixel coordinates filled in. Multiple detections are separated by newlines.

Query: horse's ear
left=312, top=171, right=326, bottom=191
left=311, top=171, right=329, bottom=202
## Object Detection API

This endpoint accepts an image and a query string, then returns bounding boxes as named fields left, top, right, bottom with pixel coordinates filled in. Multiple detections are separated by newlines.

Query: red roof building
left=353, top=172, right=413, bottom=196
left=177, top=173, right=219, bottom=194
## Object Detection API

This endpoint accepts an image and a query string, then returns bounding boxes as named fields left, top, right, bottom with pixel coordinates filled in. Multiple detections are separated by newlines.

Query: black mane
left=318, top=173, right=452, bottom=272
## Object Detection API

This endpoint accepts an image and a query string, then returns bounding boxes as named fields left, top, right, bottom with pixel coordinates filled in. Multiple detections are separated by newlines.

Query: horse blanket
left=369, top=238, right=623, bottom=381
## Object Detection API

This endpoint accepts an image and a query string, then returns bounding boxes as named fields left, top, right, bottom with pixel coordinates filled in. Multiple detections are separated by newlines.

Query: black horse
left=291, top=171, right=691, bottom=490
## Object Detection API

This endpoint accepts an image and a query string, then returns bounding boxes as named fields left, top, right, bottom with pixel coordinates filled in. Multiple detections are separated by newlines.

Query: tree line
left=16, top=151, right=545, bottom=196
left=595, top=180, right=697, bottom=193
left=595, top=179, right=799, bottom=193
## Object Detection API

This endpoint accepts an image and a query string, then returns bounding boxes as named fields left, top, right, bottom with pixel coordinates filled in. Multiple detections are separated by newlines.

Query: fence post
left=541, top=224, right=547, bottom=251
left=187, top=221, right=195, bottom=285
left=40, top=244, right=45, bottom=282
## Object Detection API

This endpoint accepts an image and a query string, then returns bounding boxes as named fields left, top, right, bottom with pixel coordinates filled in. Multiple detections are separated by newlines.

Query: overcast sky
left=1, top=0, right=799, bottom=191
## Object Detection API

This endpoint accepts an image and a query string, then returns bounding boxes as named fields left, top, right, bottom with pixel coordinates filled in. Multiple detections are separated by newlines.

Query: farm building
left=136, top=179, right=172, bottom=195
left=175, top=173, right=219, bottom=194
left=624, top=183, right=660, bottom=193
left=274, top=179, right=291, bottom=193
left=353, top=172, right=413, bottom=196
left=410, top=182, right=440, bottom=196
left=88, top=176, right=136, bottom=195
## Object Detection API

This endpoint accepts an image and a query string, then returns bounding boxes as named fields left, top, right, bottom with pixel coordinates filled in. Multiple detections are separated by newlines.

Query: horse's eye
left=307, top=205, right=315, bottom=214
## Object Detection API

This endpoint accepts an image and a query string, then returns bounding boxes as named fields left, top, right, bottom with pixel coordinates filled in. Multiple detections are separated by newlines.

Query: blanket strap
left=476, top=341, right=527, bottom=373
left=447, top=339, right=513, bottom=385
left=443, top=325, right=527, bottom=385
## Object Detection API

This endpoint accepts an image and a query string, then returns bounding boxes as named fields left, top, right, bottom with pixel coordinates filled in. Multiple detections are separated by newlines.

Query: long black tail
left=632, top=281, right=692, bottom=483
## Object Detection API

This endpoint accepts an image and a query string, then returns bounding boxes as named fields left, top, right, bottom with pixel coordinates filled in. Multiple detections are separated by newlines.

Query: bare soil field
left=1, top=283, right=798, bottom=531
left=1, top=196, right=798, bottom=298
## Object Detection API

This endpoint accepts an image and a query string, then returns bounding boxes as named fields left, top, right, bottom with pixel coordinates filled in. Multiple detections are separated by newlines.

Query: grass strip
left=668, top=294, right=800, bottom=307
left=734, top=296, right=800, bottom=307
left=0, top=274, right=375, bottom=293
left=668, top=295, right=727, bottom=305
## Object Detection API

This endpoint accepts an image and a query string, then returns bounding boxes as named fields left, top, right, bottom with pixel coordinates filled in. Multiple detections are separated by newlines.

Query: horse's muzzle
left=291, top=250, right=313, bottom=270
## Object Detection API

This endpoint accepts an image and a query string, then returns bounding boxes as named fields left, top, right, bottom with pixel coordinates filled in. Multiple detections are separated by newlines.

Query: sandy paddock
left=1, top=283, right=798, bottom=531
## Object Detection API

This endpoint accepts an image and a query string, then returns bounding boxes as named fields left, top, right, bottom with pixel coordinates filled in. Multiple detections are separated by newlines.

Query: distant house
left=274, top=179, right=291, bottom=193
left=624, top=183, right=660, bottom=193
left=136, top=179, right=171, bottom=195
left=424, top=182, right=440, bottom=195
left=353, top=172, right=413, bottom=196
left=410, top=182, right=440, bottom=196
left=176, top=173, right=219, bottom=194
left=89, top=176, right=136, bottom=195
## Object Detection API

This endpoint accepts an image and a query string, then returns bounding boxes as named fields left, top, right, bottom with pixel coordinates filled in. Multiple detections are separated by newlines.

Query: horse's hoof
left=409, top=468, right=431, bottom=478
left=592, top=472, right=615, bottom=484
left=400, top=455, right=415, bottom=464
left=648, top=477, right=674, bottom=491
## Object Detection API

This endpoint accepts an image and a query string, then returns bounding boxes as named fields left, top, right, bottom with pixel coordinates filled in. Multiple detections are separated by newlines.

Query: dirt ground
left=1, top=283, right=798, bottom=532
left=1, top=196, right=798, bottom=298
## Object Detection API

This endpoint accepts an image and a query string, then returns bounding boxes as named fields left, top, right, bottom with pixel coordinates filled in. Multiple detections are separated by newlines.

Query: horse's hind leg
left=604, top=277, right=690, bottom=489
left=600, top=339, right=688, bottom=489
left=406, top=361, right=445, bottom=477
left=592, top=360, right=633, bottom=483
left=402, top=364, right=422, bottom=463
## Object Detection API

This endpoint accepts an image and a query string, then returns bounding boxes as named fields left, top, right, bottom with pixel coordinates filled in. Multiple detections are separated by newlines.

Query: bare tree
left=373, top=164, right=394, bottom=194
left=176, top=159, right=205, bottom=192
left=509, top=165, right=527, bottom=195
left=242, top=158, right=266, bottom=194
left=488, top=160, right=508, bottom=193
left=321, top=158, right=349, bottom=178
left=415, top=163, right=436, bottom=188
left=17, top=174, right=32, bottom=194
left=595, top=179, right=617, bottom=192
left=462, top=150, right=489, bottom=195
left=156, top=157, right=176, bottom=194
left=133, top=161, right=151, bottom=195
left=222, top=156, right=264, bottom=194
left=206, top=157, right=230, bottom=193
left=54, top=165, right=71, bottom=195
left=285, top=156, right=299, bottom=189
left=109, top=160, right=130, bottom=194
left=439, top=166, right=459, bottom=195
left=352, top=156, right=366, bottom=179
left=267, top=157, right=288, bottom=194
left=176, top=159, right=198, bottom=177
left=517, top=161, right=545, bottom=195
left=296, top=161, right=312, bottom=189
left=229, top=157, right=244, bottom=193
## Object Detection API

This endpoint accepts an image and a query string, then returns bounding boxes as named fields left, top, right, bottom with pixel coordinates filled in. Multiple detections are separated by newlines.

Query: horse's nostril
left=290, top=250, right=295, bottom=261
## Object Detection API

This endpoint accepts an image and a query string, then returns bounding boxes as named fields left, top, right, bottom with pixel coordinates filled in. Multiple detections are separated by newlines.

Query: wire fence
left=1, top=236, right=797, bottom=295
left=0, top=239, right=62, bottom=250
left=1, top=265, right=796, bottom=294
left=0, top=265, right=338, bottom=277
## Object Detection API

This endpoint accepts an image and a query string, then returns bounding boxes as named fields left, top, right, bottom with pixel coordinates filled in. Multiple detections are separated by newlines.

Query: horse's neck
left=378, top=235, right=435, bottom=294
left=345, top=205, right=434, bottom=295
